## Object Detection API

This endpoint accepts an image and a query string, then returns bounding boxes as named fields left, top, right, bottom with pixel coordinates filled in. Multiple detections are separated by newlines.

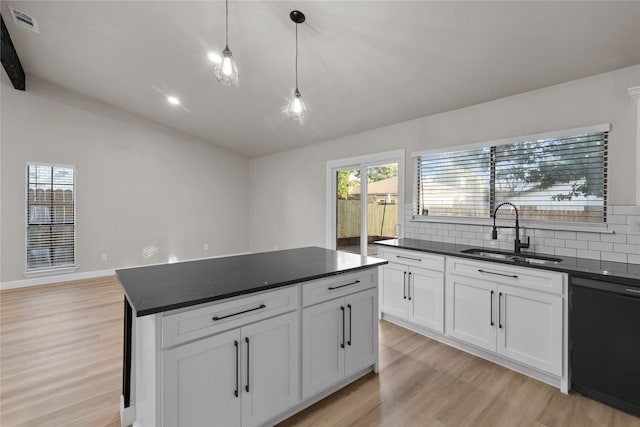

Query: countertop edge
left=374, top=239, right=639, bottom=285
left=121, top=259, right=388, bottom=317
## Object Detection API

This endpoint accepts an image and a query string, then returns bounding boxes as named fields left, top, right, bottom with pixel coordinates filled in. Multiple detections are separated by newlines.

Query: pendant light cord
left=225, top=0, right=229, bottom=47
left=295, top=22, right=299, bottom=90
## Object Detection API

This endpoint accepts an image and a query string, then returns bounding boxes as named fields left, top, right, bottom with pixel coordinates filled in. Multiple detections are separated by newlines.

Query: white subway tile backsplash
left=544, top=238, right=565, bottom=248
left=535, top=229, right=555, bottom=238
left=498, top=242, right=514, bottom=251
left=628, top=254, right=640, bottom=265
left=555, top=247, right=577, bottom=258
left=588, top=241, right=613, bottom=252
left=484, top=240, right=501, bottom=249
left=601, top=252, right=628, bottom=263
left=405, top=204, right=638, bottom=263
left=601, top=233, right=627, bottom=243
left=608, top=224, right=630, bottom=234
left=533, top=245, right=555, bottom=255
left=554, top=231, right=577, bottom=240
left=566, top=240, right=589, bottom=250
left=577, top=249, right=600, bottom=260
left=577, top=232, right=601, bottom=242
left=628, top=235, right=640, bottom=245
left=614, top=243, right=640, bottom=255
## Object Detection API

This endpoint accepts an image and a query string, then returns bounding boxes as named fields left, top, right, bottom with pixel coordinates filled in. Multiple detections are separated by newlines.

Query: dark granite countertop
left=116, top=246, right=387, bottom=317
left=375, top=238, right=640, bottom=286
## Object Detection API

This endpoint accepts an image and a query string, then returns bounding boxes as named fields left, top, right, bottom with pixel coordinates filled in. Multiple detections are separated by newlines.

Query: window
left=415, top=126, right=608, bottom=223
left=26, top=163, right=75, bottom=270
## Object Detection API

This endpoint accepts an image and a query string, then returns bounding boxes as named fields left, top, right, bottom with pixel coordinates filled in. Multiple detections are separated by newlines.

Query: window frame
left=24, top=162, right=77, bottom=276
left=411, top=124, right=610, bottom=227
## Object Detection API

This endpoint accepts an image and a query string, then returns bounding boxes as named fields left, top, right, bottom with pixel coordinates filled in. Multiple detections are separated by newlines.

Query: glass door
left=335, top=168, right=361, bottom=254
left=329, top=150, right=404, bottom=257
left=365, top=163, right=398, bottom=256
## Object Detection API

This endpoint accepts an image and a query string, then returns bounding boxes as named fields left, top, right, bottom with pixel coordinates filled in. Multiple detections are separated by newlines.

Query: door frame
left=326, top=149, right=405, bottom=253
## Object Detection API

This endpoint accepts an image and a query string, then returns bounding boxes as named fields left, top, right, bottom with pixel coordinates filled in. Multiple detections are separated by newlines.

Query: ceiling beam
left=1, top=15, right=26, bottom=91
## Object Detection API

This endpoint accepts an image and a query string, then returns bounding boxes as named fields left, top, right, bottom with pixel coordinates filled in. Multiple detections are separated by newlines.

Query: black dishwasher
left=570, top=275, right=640, bottom=416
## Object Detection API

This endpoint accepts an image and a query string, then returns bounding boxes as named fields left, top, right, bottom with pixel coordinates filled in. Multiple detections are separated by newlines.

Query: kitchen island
left=116, top=247, right=387, bottom=427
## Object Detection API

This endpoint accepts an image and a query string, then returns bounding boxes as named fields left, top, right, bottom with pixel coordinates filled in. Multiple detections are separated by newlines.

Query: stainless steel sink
left=461, top=248, right=562, bottom=265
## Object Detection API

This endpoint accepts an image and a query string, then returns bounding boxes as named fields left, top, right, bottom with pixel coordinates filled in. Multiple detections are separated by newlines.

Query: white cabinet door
left=497, top=285, right=563, bottom=376
left=163, top=329, right=242, bottom=427
left=409, top=267, right=444, bottom=333
left=241, top=311, right=299, bottom=427
left=345, top=288, right=377, bottom=376
left=380, top=263, right=408, bottom=318
left=302, top=298, right=345, bottom=399
left=445, top=275, right=496, bottom=352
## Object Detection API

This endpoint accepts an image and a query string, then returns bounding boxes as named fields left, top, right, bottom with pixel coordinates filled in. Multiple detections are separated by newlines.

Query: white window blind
left=416, top=147, right=491, bottom=218
left=416, top=130, right=608, bottom=223
left=26, top=164, right=75, bottom=270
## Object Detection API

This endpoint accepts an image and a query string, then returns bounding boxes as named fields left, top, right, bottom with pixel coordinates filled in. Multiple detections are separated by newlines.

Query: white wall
left=249, top=65, right=640, bottom=253
left=1, top=73, right=250, bottom=284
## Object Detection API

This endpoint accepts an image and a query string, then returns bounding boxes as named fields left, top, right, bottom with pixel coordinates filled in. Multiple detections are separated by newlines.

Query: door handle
left=478, top=269, right=518, bottom=279
left=212, top=304, right=266, bottom=321
left=328, top=280, right=360, bottom=290
left=408, top=272, right=412, bottom=301
left=490, top=290, right=494, bottom=326
left=340, top=306, right=345, bottom=349
left=347, top=304, right=352, bottom=346
left=244, top=337, right=250, bottom=393
left=234, top=340, right=239, bottom=398
left=498, top=292, right=503, bottom=329
left=397, top=255, right=422, bottom=262
left=403, top=271, right=407, bottom=299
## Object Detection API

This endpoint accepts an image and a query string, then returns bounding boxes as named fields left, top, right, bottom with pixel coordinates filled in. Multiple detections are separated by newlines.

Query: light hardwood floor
left=1, top=277, right=122, bottom=427
left=1, top=277, right=638, bottom=427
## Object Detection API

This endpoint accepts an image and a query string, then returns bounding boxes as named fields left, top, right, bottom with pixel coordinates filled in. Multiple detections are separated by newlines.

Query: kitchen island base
left=116, top=248, right=385, bottom=427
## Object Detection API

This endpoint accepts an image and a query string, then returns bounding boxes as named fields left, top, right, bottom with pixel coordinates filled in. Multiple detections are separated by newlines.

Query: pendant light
left=214, top=0, right=239, bottom=86
left=285, top=10, right=306, bottom=120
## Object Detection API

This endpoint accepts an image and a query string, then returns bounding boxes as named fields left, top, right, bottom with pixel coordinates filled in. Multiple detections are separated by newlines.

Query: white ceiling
left=4, top=1, right=640, bottom=157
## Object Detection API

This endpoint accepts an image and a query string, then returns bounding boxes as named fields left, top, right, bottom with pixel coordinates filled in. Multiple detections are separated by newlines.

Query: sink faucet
left=492, top=202, right=530, bottom=254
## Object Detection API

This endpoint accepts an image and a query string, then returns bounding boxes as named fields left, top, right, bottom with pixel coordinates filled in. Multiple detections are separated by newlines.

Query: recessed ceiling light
left=208, top=52, right=221, bottom=64
left=167, top=96, right=180, bottom=105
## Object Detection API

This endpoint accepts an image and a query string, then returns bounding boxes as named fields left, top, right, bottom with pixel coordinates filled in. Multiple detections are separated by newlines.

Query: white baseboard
left=0, top=268, right=116, bottom=290
left=0, top=251, right=252, bottom=291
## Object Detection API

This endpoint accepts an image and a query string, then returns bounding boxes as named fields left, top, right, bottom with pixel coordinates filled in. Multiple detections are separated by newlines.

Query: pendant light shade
left=215, top=0, right=238, bottom=86
left=287, top=89, right=306, bottom=120
left=215, top=45, right=239, bottom=86
left=285, top=10, right=306, bottom=121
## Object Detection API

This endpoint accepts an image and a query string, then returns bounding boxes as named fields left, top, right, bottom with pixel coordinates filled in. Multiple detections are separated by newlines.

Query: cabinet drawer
left=380, top=248, right=444, bottom=271
left=446, top=257, right=564, bottom=295
left=302, top=271, right=376, bottom=307
left=162, top=286, right=298, bottom=348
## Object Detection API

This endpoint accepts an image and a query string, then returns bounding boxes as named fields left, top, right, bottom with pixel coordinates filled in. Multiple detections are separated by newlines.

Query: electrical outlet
left=203, top=243, right=209, bottom=250
left=101, top=253, right=108, bottom=262
left=630, top=218, right=640, bottom=234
